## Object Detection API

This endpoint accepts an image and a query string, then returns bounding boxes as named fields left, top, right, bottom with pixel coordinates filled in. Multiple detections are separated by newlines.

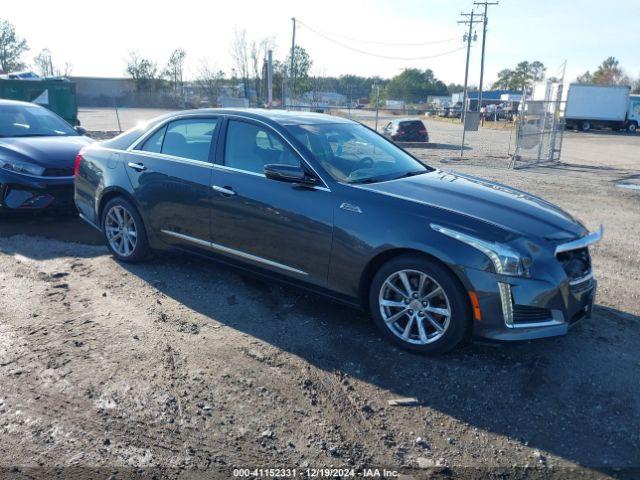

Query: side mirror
left=264, top=164, right=317, bottom=186
left=75, top=125, right=87, bottom=136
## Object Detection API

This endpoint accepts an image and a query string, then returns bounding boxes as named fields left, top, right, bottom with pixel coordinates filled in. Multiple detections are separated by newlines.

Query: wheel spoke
left=113, top=207, right=124, bottom=225
left=116, top=238, right=125, bottom=254
left=398, top=271, right=413, bottom=297
left=380, top=299, right=406, bottom=309
left=416, top=317, right=428, bottom=342
left=424, top=305, right=450, bottom=317
left=384, top=280, right=407, bottom=299
left=424, top=313, right=445, bottom=333
left=402, top=315, right=415, bottom=339
left=107, top=211, right=119, bottom=226
left=422, top=286, right=443, bottom=301
left=384, top=308, right=409, bottom=325
left=417, top=273, right=427, bottom=297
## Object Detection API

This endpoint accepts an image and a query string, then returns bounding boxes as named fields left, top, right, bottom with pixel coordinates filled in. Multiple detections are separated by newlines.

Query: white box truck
left=565, top=84, right=639, bottom=133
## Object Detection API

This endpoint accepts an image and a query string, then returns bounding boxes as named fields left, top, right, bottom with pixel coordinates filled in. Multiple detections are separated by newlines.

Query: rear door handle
left=127, top=162, right=146, bottom=171
left=212, top=185, right=236, bottom=196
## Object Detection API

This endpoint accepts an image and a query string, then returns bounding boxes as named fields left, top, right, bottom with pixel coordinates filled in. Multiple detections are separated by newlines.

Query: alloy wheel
left=105, top=205, right=138, bottom=257
left=378, top=269, right=451, bottom=345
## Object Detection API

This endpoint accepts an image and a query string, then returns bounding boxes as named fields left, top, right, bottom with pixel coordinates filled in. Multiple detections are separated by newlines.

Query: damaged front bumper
left=0, top=169, right=76, bottom=212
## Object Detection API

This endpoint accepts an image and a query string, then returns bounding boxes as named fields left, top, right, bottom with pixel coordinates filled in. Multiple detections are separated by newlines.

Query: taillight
left=74, top=148, right=85, bottom=177
left=419, top=128, right=427, bottom=134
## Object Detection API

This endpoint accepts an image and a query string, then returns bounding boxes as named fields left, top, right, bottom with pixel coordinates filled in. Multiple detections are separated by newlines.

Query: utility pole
left=474, top=1, right=499, bottom=113
left=373, top=82, right=380, bottom=131
left=290, top=17, right=296, bottom=107
left=458, top=11, right=482, bottom=157
left=267, top=49, right=273, bottom=108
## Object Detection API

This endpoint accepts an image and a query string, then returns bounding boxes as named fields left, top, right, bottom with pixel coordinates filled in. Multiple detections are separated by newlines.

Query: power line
left=297, top=20, right=468, bottom=61
left=295, top=21, right=460, bottom=47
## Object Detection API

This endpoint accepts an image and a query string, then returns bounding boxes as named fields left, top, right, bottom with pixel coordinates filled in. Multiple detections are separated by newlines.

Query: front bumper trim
left=499, top=282, right=565, bottom=329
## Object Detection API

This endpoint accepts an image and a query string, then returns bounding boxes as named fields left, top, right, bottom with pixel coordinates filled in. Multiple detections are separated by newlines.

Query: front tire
left=369, top=255, right=470, bottom=354
left=627, top=122, right=638, bottom=134
left=102, top=197, right=150, bottom=262
left=580, top=121, right=591, bottom=132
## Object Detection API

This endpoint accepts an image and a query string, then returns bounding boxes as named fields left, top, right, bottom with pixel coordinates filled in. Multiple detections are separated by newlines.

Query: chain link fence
left=511, top=83, right=566, bottom=168
left=287, top=106, right=518, bottom=163
left=79, top=102, right=567, bottom=170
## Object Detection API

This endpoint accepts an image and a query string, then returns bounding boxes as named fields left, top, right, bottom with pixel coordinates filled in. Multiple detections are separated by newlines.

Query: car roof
left=395, top=118, right=424, bottom=123
left=0, top=99, right=43, bottom=107
left=161, top=108, right=354, bottom=127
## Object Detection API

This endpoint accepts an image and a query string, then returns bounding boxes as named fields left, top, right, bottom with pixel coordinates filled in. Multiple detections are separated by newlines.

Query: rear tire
left=581, top=121, right=591, bottom=132
left=101, top=197, right=150, bottom=263
left=369, top=254, right=470, bottom=355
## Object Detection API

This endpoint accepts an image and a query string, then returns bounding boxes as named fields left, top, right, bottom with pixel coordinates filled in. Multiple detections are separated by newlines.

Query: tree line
left=1, top=17, right=639, bottom=107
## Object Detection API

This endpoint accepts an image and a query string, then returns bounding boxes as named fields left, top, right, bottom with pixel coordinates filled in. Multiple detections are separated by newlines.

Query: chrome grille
left=513, top=304, right=552, bottom=324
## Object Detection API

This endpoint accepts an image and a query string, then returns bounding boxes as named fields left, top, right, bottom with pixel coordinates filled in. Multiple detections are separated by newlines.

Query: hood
left=361, top=169, right=586, bottom=240
left=0, top=136, right=93, bottom=169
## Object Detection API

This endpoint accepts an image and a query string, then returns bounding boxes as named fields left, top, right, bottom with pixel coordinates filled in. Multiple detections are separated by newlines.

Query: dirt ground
left=0, top=128, right=639, bottom=479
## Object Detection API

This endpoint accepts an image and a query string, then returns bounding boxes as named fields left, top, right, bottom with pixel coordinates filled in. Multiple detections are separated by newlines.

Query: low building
left=451, top=90, right=520, bottom=107
left=302, top=91, right=347, bottom=106
left=70, top=76, right=136, bottom=106
left=386, top=99, right=405, bottom=110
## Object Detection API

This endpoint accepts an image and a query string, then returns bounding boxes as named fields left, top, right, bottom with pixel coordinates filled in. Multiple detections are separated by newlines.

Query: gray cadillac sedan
left=74, top=109, right=602, bottom=354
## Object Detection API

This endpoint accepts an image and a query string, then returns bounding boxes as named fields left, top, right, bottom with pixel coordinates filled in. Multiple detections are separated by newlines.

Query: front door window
left=224, top=120, right=301, bottom=175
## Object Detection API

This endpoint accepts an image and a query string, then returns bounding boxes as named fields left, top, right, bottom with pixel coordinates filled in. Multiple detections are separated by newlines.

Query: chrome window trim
left=555, top=225, right=603, bottom=255
left=160, top=229, right=308, bottom=276
left=210, top=163, right=331, bottom=191
left=124, top=111, right=332, bottom=192
left=224, top=114, right=331, bottom=191
left=128, top=149, right=214, bottom=169
left=127, top=113, right=220, bottom=152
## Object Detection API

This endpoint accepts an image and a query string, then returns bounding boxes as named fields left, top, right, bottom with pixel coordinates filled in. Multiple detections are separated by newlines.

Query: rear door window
left=161, top=118, right=218, bottom=162
left=140, top=125, right=167, bottom=153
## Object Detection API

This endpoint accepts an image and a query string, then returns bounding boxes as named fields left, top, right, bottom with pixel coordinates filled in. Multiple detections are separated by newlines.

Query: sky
left=2, top=0, right=639, bottom=86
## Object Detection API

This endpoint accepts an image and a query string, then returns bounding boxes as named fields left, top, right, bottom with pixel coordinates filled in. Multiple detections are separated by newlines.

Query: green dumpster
left=0, top=79, right=79, bottom=125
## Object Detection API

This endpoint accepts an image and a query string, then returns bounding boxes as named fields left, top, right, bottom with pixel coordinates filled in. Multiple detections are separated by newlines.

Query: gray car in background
left=75, top=109, right=602, bottom=354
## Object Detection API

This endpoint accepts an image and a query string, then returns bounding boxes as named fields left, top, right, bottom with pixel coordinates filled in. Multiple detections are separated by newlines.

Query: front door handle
left=127, top=162, right=146, bottom=171
left=212, top=185, right=236, bottom=196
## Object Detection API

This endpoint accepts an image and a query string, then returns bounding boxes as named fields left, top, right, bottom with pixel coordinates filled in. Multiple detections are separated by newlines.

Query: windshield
left=286, top=122, right=429, bottom=184
left=0, top=105, right=78, bottom=138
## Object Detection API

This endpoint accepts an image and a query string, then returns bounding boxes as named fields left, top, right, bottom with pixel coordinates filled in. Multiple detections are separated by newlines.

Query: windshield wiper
left=349, top=177, right=383, bottom=185
left=394, top=169, right=428, bottom=180
left=10, top=133, right=58, bottom=137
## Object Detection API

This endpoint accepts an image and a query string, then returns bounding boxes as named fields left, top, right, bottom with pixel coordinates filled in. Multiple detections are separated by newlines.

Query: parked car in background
left=75, top=109, right=601, bottom=354
left=0, top=71, right=41, bottom=80
left=447, top=103, right=463, bottom=118
left=0, top=100, right=91, bottom=212
left=382, top=119, right=429, bottom=142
